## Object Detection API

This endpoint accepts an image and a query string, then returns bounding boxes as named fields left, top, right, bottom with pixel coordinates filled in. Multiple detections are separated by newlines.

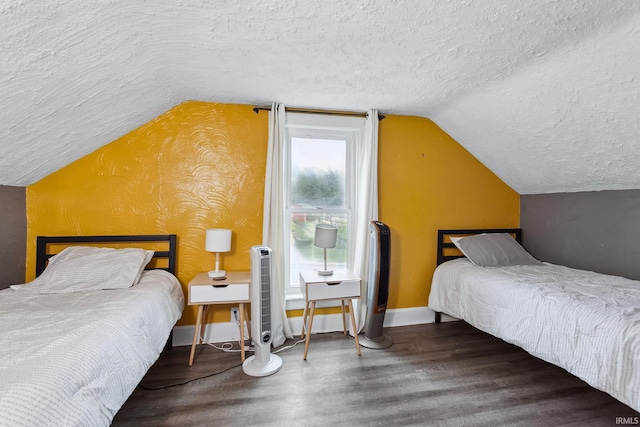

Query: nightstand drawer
left=305, top=279, right=360, bottom=300
left=189, top=282, right=249, bottom=304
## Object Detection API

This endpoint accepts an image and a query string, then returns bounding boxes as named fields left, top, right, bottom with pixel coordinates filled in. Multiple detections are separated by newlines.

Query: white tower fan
left=359, top=221, right=393, bottom=349
left=242, top=246, right=283, bottom=377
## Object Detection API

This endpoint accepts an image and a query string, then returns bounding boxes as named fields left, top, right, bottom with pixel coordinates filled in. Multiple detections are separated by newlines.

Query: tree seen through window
left=292, top=170, right=344, bottom=208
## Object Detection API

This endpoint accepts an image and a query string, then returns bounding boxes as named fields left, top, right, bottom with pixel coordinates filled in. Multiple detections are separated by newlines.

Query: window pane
left=289, top=212, right=348, bottom=285
left=290, top=137, right=346, bottom=209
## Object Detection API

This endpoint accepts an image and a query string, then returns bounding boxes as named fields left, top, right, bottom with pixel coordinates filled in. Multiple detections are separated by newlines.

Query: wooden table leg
left=200, top=305, right=210, bottom=342
left=239, top=302, right=246, bottom=362
left=243, top=303, right=251, bottom=341
left=341, top=299, right=347, bottom=335
left=301, top=301, right=308, bottom=338
left=347, top=299, right=361, bottom=356
left=189, top=304, right=205, bottom=366
left=303, top=301, right=316, bottom=360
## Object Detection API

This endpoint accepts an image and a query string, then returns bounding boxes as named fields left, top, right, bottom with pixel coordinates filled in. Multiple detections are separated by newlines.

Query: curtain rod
left=253, top=105, right=385, bottom=120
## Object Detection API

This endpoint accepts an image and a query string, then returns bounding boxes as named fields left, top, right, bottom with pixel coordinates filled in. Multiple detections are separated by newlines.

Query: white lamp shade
left=314, top=224, right=338, bottom=248
left=205, top=228, right=232, bottom=252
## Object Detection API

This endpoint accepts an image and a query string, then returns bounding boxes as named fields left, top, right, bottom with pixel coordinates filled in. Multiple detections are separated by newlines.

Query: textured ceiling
left=1, top=0, right=640, bottom=193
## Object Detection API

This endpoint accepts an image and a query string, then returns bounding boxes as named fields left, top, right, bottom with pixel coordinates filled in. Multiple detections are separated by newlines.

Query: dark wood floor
left=113, top=321, right=639, bottom=426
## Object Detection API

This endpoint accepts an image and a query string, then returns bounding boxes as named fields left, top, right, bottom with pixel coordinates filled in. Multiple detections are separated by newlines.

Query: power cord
left=202, top=310, right=254, bottom=354
left=139, top=362, right=243, bottom=390
left=274, top=337, right=306, bottom=354
left=139, top=327, right=250, bottom=390
left=140, top=320, right=308, bottom=390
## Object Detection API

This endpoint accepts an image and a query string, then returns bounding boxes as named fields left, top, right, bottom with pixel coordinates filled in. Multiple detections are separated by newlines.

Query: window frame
left=283, top=112, right=364, bottom=301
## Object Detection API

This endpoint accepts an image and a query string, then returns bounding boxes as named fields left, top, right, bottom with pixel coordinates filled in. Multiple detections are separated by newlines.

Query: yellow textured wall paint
left=26, top=102, right=268, bottom=326
left=378, top=115, right=519, bottom=308
left=26, top=102, right=518, bottom=327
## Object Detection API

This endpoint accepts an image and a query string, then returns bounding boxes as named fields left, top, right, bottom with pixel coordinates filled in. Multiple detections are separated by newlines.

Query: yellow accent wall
left=26, top=101, right=519, bottom=326
left=26, top=102, right=268, bottom=326
left=378, top=115, right=519, bottom=308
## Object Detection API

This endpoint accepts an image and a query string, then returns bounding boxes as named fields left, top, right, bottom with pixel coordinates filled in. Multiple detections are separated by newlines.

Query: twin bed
left=429, top=228, right=640, bottom=413
left=0, top=235, right=184, bottom=426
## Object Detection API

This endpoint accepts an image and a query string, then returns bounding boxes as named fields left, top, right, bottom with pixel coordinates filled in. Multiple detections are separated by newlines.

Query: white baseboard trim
left=172, top=306, right=458, bottom=347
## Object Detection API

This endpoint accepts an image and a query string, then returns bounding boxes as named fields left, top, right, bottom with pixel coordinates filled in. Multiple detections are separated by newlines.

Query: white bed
left=429, top=229, right=640, bottom=412
left=0, top=235, right=184, bottom=426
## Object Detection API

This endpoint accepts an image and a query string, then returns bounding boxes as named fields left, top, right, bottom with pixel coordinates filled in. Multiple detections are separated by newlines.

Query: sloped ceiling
left=1, top=0, right=639, bottom=194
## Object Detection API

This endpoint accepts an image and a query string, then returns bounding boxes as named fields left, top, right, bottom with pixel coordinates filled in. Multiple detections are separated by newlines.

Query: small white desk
left=188, top=271, right=251, bottom=366
left=299, top=269, right=361, bottom=360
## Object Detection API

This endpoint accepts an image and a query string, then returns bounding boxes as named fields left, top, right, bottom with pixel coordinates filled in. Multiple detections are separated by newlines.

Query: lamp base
left=208, top=269, right=227, bottom=280
left=317, top=269, right=333, bottom=276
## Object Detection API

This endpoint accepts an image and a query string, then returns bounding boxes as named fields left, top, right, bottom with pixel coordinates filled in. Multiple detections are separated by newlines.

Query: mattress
left=429, top=258, right=640, bottom=412
left=0, top=269, right=184, bottom=426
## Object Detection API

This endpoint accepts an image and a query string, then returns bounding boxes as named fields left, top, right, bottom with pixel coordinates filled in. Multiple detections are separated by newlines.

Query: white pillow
left=11, top=246, right=154, bottom=293
left=450, top=233, right=542, bottom=267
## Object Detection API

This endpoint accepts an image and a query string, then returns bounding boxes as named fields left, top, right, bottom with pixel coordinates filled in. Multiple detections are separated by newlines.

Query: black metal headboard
left=437, top=228, right=522, bottom=266
left=36, top=234, right=177, bottom=277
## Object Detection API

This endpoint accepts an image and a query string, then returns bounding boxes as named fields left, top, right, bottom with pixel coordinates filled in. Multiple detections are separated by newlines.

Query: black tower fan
left=359, top=220, right=393, bottom=349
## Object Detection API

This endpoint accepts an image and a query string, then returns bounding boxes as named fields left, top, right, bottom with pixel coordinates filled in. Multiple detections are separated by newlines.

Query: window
left=284, top=113, right=364, bottom=297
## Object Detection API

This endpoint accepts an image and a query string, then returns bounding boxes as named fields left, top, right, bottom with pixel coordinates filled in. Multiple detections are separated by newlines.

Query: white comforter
left=429, top=258, right=640, bottom=412
left=0, top=270, right=184, bottom=427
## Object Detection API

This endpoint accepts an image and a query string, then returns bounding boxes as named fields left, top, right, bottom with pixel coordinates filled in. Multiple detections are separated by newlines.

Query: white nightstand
left=299, top=269, right=361, bottom=360
left=188, top=271, right=251, bottom=366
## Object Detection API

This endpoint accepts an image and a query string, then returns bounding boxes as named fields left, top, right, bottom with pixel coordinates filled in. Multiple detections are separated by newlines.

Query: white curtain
left=262, top=103, right=293, bottom=347
left=351, top=110, right=380, bottom=334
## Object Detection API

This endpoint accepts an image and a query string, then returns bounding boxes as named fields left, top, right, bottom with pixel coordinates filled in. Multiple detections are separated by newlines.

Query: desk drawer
left=306, top=279, right=360, bottom=300
left=190, top=283, right=249, bottom=304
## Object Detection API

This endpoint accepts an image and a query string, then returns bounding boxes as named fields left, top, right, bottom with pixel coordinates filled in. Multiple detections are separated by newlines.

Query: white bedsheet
left=429, top=258, right=640, bottom=412
left=0, top=269, right=184, bottom=427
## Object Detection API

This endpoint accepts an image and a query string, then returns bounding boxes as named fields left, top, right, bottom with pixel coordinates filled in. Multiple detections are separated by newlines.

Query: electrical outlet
left=230, top=308, right=239, bottom=322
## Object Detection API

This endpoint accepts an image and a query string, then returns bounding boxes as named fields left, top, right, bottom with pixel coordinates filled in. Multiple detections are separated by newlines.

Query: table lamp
left=314, top=224, right=338, bottom=276
left=205, top=228, right=232, bottom=280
